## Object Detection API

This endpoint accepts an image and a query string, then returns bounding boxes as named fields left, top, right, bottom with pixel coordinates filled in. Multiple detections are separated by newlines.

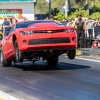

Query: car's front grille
left=33, top=29, right=65, bottom=34
left=28, top=38, right=70, bottom=45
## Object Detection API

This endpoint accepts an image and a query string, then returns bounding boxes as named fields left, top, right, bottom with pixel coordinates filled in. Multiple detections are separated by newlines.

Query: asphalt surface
left=0, top=56, right=100, bottom=100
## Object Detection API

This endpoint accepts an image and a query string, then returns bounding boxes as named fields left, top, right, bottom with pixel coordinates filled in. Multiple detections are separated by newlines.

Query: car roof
left=15, top=20, right=57, bottom=29
left=16, top=20, right=53, bottom=24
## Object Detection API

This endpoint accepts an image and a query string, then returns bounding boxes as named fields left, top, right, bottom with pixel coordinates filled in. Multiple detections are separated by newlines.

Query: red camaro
left=0, top=20, right=77, bottom=67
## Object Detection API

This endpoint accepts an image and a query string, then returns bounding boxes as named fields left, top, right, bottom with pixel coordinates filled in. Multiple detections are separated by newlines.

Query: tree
left=34, top=0, right=48, bottom=14
left=90, top=12, right=100, bottom=20
left=69, top=9, right=89, bottom=18
left=51, top=8, right=59, bottom=16
left=74, top=0, right=100, bottom=10
left=51, top=0, right=66, bottom=10
left=54, top=11, right=66, bottom=21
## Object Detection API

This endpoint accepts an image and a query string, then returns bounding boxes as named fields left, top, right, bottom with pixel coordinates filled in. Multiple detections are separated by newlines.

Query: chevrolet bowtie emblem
left=47, top=31, right=52, bottom=33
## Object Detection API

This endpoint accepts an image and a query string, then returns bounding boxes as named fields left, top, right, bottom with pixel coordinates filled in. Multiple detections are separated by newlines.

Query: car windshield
left=16, top=20, right=64, bottom=29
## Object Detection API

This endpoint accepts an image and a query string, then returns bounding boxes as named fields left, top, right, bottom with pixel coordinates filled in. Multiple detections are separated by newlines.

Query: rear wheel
left=0, top=34, right=3, bottom=40
left=47, top=56, right=58, bottom=66
left=14, top=40, right=23, bottom=62
left=68, top=49, right=76, bottom=60
left=0, top=48, right=12, bottom=67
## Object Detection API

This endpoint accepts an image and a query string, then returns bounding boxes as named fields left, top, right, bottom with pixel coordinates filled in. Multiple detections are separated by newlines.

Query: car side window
left=9, top=25, right=14, bottom=34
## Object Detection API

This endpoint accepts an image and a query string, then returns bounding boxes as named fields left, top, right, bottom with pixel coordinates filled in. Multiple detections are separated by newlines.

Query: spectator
left=7, top=16, right=13, bottom=24
left=50, top=15, right=54, bottom=20
left=61, top=19, right=67, bottom=26
left=20, top=16, right=28, bottom=21
left=94, top=19, right=100, bottom=38
left=73, top=13, right=86, bottom=48
left=2, top=18, right=12, bottom=36
left=86, top=18, right=95, bottom=38
left=67, top=19, right=73, bottom=26
left=12, top=17, right=18, bottom=25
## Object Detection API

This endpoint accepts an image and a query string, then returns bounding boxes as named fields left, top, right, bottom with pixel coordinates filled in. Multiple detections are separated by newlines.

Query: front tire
left=68, top=49, right=76, bottom=60
left=14, top=40, right=23, bottom=62
left=47, top=56, right=59, bottom=66
left=0, top=48, right=12, bottom=67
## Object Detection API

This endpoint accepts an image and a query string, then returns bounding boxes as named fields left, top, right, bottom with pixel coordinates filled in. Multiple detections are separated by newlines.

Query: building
left=0, top=0, right=36, bottom=23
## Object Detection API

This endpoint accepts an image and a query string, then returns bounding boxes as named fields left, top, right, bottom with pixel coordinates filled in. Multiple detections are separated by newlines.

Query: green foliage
left=69, top=10, right=89, bottom=18
left=51, top=8, right=59, bottom=16
left=51, top=0, right=66, bottom=10
left=90, top=12, right=100, bottom=20
left=74, top=0, right=85, bottom=3
left=34, top=0, right=100, bottom=20
left=34, top=0, right=48, bottom=14
left=94, top=3, right=100, bottom=12
left=54, top=11, right=66, bottom=21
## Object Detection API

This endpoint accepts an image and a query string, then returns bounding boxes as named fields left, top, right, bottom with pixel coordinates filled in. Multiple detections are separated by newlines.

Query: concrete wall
left=0, top=2, right=35, bottom=22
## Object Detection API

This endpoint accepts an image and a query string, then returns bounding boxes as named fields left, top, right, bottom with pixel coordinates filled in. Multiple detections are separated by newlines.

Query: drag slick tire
left=47, top=56, right=59, bottom=66
left=0, top=48, right=12, bottom=67
left=0, top=34, right=3, bottom=40
left=14, top=40, right=23, bottom=62
left=68, top=49, right=76, bottom=60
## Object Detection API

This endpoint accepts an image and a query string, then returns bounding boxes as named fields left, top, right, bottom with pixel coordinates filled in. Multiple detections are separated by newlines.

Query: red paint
left=1, top=21, right=77, bottom=60
left=92, top=41, right=100, bottom=48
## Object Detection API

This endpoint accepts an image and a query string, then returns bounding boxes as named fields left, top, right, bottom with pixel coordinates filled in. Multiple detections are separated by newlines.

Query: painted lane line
left=0, top=91, right=19, bottom=100
left=75, top=57, right=100, bottom=63
left=65, top=56, right=100, bottom=63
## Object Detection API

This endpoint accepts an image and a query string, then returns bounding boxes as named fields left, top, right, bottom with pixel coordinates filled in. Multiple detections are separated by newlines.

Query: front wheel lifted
left=68, top=49, right=76, bottom=60
left=0, top=48, right=12, bottom=67
left=47, top=56, right=59, bottom=66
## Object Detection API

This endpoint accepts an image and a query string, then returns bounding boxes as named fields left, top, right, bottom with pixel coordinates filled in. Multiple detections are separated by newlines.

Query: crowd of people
left=1, top=14, right=100, bottom=48
left=61, top=17, right=100, bottom=39
left=46, top=15, right=100, bottom=40
left=55, top=15, right=100, bottom=48
left=0, top=16, right=29, bottom=36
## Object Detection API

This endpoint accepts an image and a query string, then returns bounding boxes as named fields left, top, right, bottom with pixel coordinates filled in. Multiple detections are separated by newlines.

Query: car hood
left=27, top=22, right=74, bottom=30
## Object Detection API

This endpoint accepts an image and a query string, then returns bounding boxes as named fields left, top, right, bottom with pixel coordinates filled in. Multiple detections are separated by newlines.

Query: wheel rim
left=15, top=47, right=19, bottom=61
left=0, top=51, right=3, bottom=63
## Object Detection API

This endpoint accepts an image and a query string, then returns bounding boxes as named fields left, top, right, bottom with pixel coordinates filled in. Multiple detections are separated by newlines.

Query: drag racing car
left=0, top=20, right=77, bottom=67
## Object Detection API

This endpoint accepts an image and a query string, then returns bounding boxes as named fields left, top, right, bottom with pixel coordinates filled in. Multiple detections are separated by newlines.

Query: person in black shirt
left=73, top=13, right=86, bottom=48
left=94, top=19, right=100, bottom=38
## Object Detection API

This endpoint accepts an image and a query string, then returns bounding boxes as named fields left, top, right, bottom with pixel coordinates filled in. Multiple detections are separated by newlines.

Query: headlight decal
left=20, top=31, right=34, bottom=35
left=64, top=29, right=74, bottom=33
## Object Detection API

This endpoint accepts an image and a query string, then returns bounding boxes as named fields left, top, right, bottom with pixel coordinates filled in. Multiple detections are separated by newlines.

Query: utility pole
left=49, top=0, right=51, bottom=19
left=65, top=0, right=70, bottom=16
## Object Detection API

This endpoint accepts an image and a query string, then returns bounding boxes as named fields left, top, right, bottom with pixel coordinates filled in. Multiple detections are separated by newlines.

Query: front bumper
left=18, top=32, right=77, bottom=51
left=19, top=43, right=76, bottom=51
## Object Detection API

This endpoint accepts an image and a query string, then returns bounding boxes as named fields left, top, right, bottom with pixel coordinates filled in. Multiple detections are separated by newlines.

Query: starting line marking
left=0, top=91, right=19, bottom=100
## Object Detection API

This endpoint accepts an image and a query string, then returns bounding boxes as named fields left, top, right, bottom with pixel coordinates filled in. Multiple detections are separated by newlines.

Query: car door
left=6, top=25, right=15, bottom=58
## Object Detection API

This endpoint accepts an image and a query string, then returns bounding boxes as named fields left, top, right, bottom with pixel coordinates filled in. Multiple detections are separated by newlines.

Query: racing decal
left=0, top=9, right=22, bottom=19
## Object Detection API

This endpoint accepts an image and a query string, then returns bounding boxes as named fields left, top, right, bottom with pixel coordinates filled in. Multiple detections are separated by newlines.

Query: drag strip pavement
left=0, top=56, right=100, bottom=100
